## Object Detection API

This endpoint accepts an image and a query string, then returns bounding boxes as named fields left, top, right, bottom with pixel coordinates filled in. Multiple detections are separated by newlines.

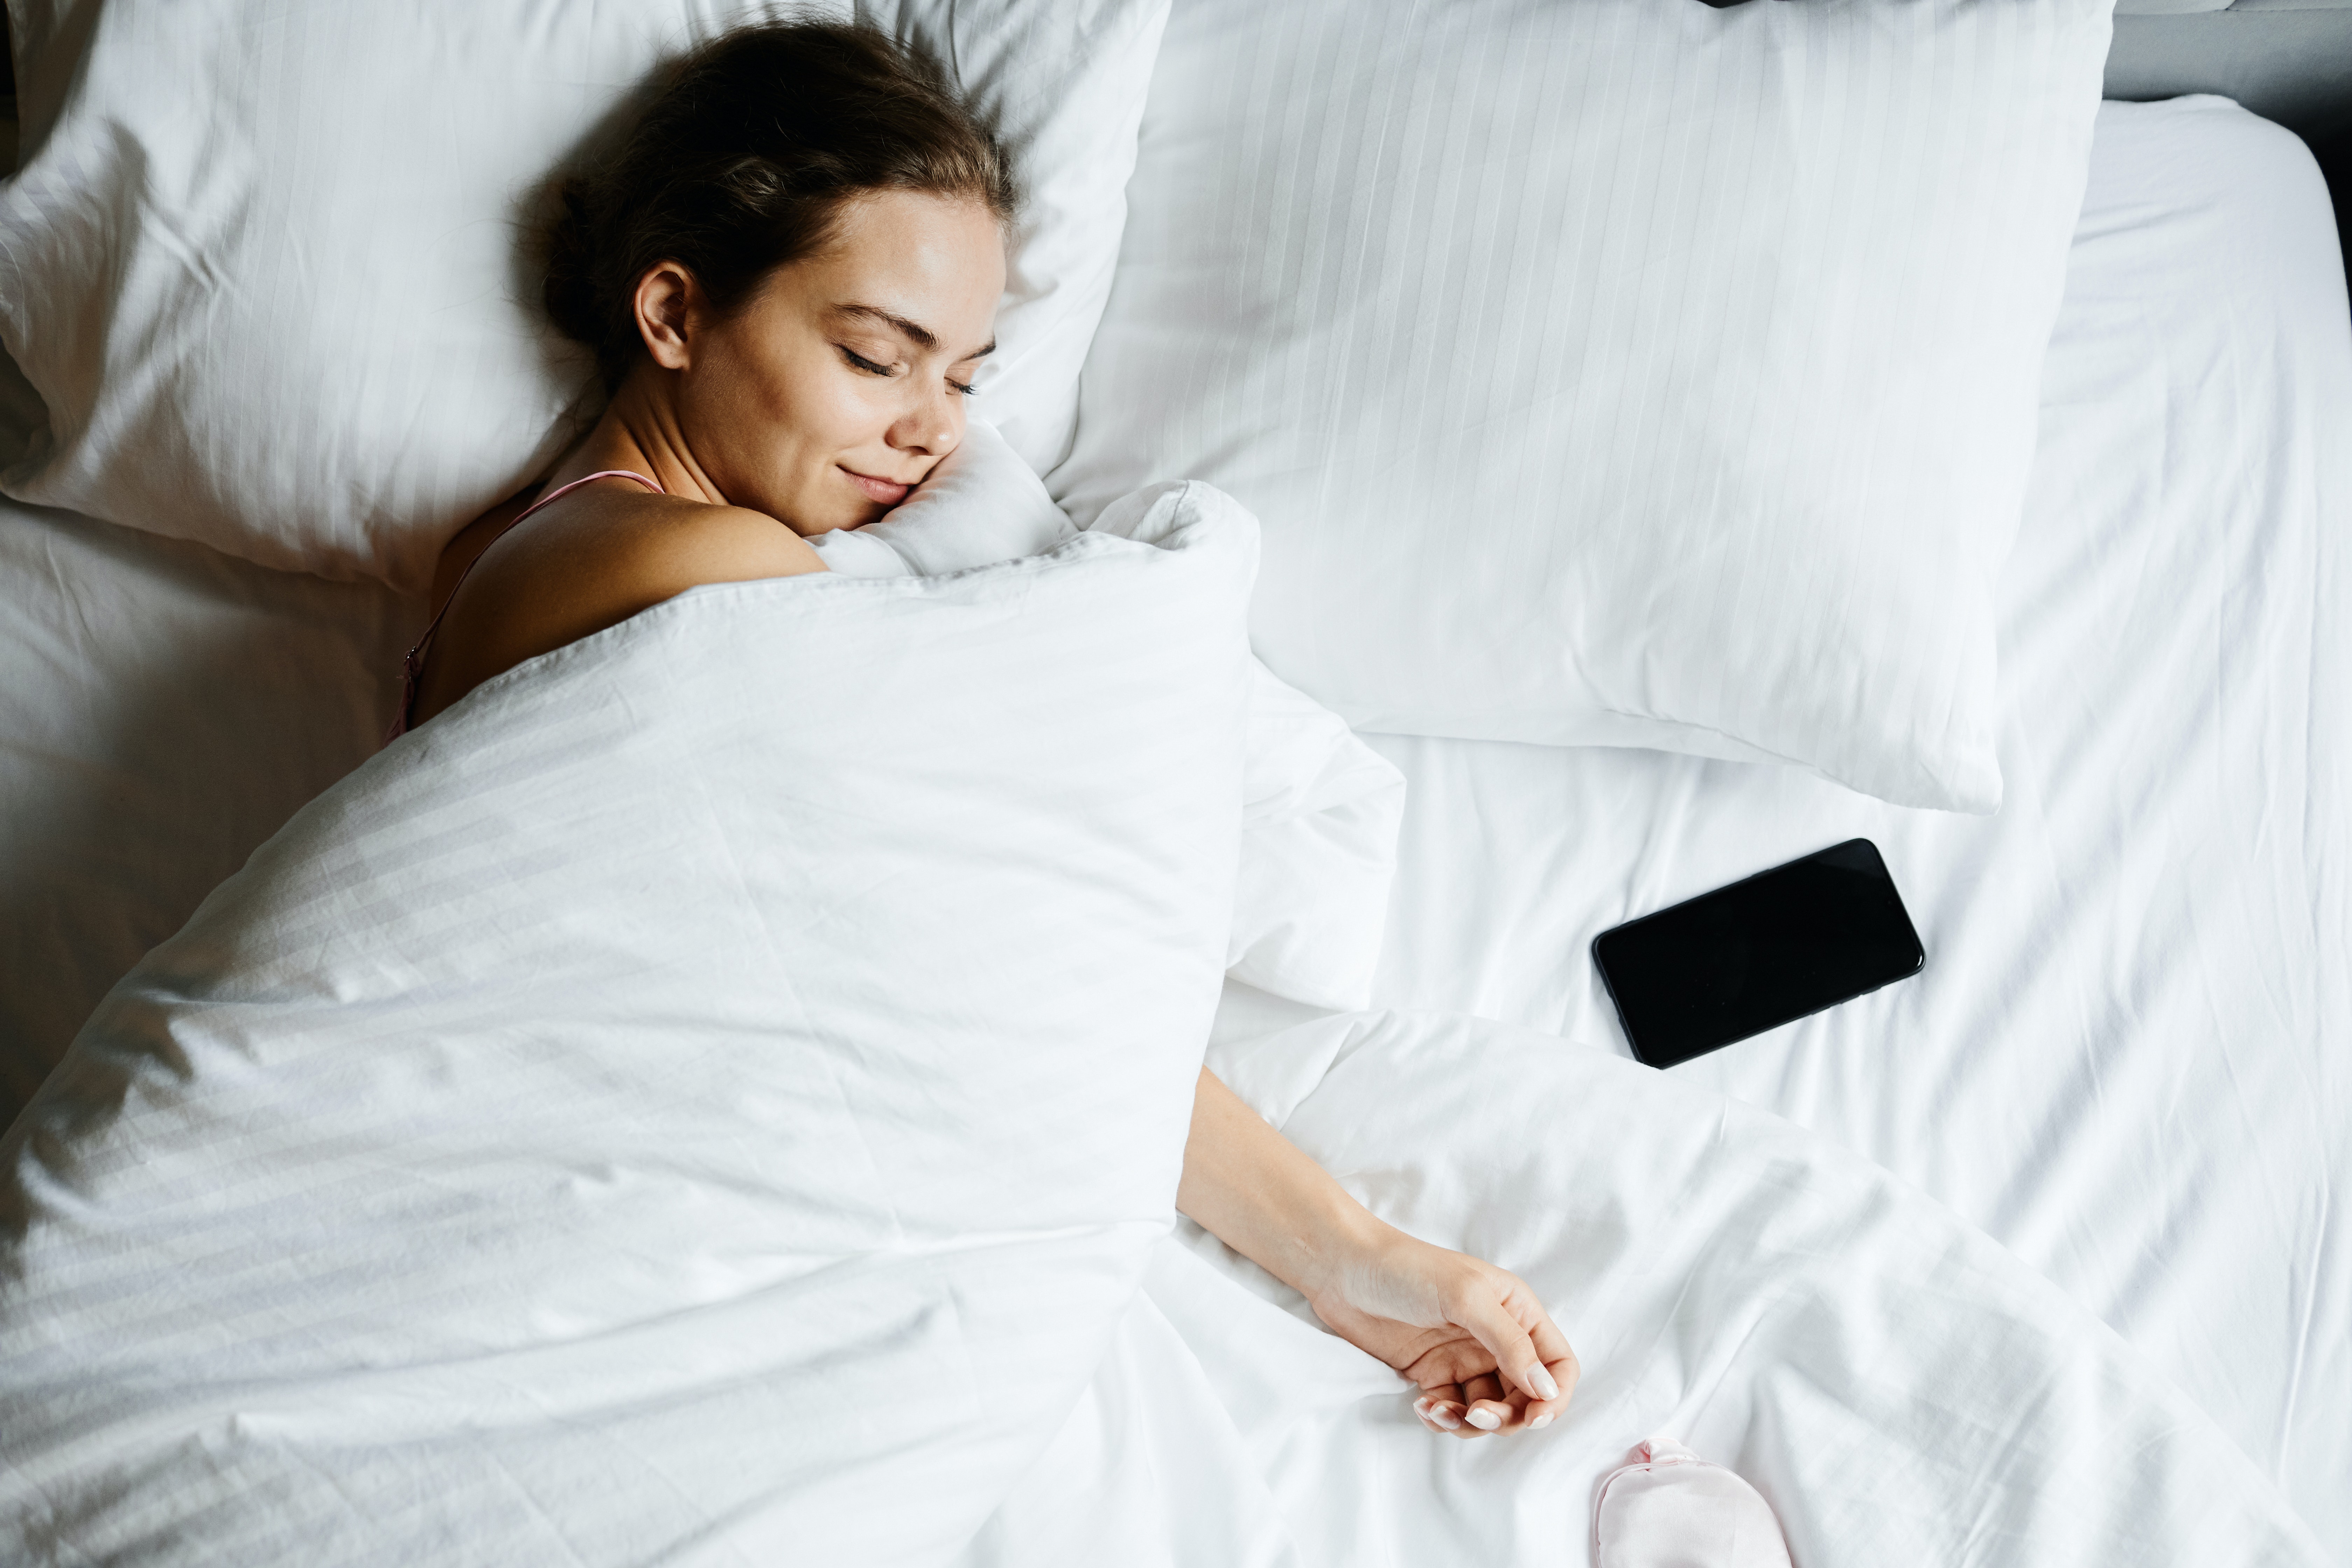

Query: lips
left=841, top=466, right=913, bottom=506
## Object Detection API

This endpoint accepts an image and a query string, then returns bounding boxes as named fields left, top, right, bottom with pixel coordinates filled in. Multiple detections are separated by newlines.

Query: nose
left=885, top=381, right=965, bottom=464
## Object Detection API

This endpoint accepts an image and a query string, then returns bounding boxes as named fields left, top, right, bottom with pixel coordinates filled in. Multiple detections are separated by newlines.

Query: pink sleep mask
left=1594, top=1436, right=1794, bottom=1568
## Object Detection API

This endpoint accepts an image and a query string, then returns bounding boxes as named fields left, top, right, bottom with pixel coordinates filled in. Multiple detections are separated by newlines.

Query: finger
left=1450, top=1283, right=1557, bottom=1406
left=1463, top=1398, right=1512, bottom=1433
left=1526, top=1311, right=1578, bottom=1377
left=1403, top=1339, right=1500, bottom=1392
left=1523, top=1312, right=1580, bottom=1410
left=1413, top=1386, right=1466, bottom=1434
left=1470, top=1383, right=1530, bottom=1433
left=1458, top=1372, right=1508, bottom=1432
left=1407, top=1344, right=1478, bottom=1390
left=1520, top=1351, right=1580, bottom=1429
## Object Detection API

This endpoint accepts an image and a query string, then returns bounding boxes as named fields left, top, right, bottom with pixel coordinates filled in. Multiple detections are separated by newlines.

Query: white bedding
left=964, top=1010, right=2329, bottom=1566
left=0, top=89, right=2343, bottom=1566
left=1353, top=96, right=2352, bottom=1552
left=1049, top=0, right=2113, bottom=813
left=0, top=495, right=413, bottom=1125
left=0, top=411, right=1404, bottom=1120
left=14, top=474, right=2315, bottom=1565
left=2, top=562, right=2325, bottom=1563
left=0, top=485, right=1259, bottom=1563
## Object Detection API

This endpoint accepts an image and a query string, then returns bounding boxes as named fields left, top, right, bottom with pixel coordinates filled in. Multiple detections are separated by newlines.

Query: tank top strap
left=383, top=469, right=665, bottom=744
left=507, top=469, right=666, bottom=527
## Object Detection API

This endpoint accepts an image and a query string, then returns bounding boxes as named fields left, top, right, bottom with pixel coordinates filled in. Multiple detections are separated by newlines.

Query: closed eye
left=841, top=343, right=977, bottom=397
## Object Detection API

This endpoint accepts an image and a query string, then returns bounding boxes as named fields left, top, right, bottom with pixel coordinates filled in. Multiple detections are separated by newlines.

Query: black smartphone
left=1590, top=838, right=1924, bottom=1068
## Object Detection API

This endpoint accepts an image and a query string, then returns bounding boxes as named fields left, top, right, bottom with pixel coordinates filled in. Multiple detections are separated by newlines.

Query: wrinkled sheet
left=1359, top=97, right=2352, bottom=1551
left=961, top=1011, right=2330, bottom=1567
left=0, top=492, right=1256, bottom=1565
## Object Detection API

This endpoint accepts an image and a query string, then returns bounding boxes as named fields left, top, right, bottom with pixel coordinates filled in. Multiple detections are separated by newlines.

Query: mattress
left=0, top=88, right=2344, bottom=1558
left=1346, top=96, right=2352, bottom=1550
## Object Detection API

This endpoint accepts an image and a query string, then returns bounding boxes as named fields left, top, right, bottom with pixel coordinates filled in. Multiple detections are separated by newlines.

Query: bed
left=1, top=0, right=2347, bottom=1562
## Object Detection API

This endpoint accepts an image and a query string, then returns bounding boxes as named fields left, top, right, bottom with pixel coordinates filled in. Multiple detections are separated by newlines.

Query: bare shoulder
left=611, top=497, right=830, bottom=590
left=410, top=490, right=825, bottom=726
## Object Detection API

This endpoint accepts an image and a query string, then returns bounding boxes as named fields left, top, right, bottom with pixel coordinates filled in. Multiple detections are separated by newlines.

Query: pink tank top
left=383, top=469, right=665, bottom=744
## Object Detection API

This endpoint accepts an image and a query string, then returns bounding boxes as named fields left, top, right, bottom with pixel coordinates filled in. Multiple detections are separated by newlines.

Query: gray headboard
left=2109, top=0, right=2352, bottom=142
left=2, top=5, right=2347, bottom=135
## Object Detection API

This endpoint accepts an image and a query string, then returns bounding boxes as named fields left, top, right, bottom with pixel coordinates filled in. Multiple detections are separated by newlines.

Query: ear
left=632, top=261, right=697, bottom=372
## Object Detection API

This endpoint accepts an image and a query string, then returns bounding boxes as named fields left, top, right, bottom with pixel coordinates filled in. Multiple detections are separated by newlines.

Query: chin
left=763, top=483, right=866, bottom=539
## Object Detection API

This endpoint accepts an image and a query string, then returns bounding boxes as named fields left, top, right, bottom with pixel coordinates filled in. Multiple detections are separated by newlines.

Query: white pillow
left=1052, top=0, right=2114, bottom=812
left=813, top=435, right=1407, bottom=1009
left=809, top=417, right=1077, bottom=578
left=0, top=0, right=1166, bottom=593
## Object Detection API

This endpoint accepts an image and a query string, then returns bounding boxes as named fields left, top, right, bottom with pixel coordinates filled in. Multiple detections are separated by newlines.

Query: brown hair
left=544, top=18, right=1019, bottom=390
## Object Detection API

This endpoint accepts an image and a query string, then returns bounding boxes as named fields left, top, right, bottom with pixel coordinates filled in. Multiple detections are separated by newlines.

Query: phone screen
left=1590, top=838, right=1924, bottom=1068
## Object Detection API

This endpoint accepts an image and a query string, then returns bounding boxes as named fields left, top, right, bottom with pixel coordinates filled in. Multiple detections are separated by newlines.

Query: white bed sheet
left=1350, top=96, right=2352, bottom=1552
left=972, top=1010, right=2330, bottom=1567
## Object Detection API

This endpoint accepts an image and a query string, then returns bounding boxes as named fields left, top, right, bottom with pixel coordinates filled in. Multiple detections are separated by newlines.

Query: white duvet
left=0, top=486, right=1259, bottom=1563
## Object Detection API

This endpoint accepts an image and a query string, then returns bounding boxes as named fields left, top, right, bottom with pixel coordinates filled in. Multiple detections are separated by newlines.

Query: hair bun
left=540, top=180, right=604, bottom=354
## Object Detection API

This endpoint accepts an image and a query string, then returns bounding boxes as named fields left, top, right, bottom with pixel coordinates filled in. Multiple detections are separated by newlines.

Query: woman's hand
left=1175, top=1068, right=1577, bottom=1440
left=1306, top=1226, right=1578, bottom=1437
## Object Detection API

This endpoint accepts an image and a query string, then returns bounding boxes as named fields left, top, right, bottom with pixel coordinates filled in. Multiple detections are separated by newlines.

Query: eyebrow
left=834, top=303, right=995, bottom=362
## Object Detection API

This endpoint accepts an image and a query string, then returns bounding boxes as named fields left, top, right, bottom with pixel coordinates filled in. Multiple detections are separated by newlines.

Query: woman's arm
left=1177, top=1067, right=1578, bottom=1436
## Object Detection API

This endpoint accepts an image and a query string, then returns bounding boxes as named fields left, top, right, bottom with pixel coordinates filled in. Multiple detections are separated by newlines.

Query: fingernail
left=1430, top=1405, right=1463, bottom=1431
left=1526, top=1365, right=1560, bottom=1401
left=1465, top=1407, right=1502, bottom=1431
left=1530, top=1413, right=1553, bottom=1430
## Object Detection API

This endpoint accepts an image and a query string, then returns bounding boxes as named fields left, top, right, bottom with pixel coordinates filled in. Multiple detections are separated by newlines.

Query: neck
left=560, top=368, right=727, bottom=506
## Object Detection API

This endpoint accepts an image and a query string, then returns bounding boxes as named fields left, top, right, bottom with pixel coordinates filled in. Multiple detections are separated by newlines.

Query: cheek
left=742, top=355, right=897, bottom=482
left=705, top=331, right=875, bottom=447
left=686, top=330, right=894, bottom=524
left=782, top=367, right=888, bottom=451
left=739, top=354, right=893, bottom=527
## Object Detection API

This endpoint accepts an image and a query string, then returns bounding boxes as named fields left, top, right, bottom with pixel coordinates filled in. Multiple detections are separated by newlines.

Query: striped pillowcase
left=1054, top=0, right=2115, bottom=812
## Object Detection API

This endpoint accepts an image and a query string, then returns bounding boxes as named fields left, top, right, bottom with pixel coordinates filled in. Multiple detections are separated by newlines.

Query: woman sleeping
left=400, top=18, right=1574, bottom=1444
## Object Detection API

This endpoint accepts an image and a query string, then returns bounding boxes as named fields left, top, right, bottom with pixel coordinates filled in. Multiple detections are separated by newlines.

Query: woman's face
left=645, top=190, right=1007, bottom=534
